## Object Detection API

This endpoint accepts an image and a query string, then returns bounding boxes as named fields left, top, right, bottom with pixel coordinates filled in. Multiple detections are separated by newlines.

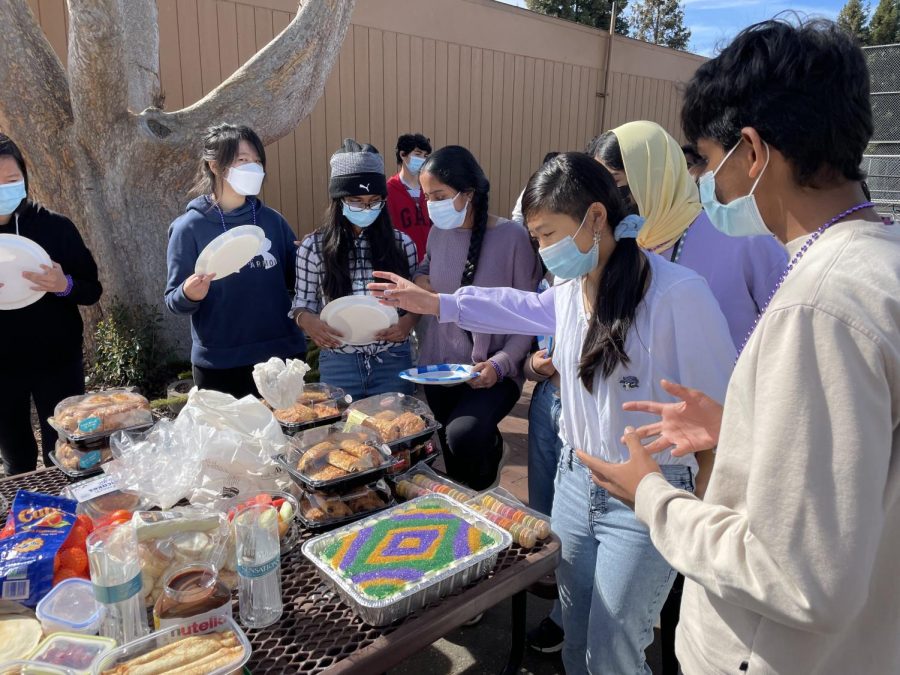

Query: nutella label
left=154, top=604, right=233, bottom=633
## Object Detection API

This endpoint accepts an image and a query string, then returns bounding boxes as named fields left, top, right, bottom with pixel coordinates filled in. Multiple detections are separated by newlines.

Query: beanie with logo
left=329, top=138, right=388, bottom=199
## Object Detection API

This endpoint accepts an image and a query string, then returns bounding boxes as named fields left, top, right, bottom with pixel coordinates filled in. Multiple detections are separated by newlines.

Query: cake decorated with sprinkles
left=319, top=497, right=499, bottom=600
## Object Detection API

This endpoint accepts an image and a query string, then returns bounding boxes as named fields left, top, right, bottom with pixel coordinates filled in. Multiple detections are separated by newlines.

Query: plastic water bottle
left=234, top=504, right=283, bottom=628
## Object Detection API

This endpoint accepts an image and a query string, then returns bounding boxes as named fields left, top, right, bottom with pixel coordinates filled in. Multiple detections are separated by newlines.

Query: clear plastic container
left=48, top=389, right=152, bottom=446
left=93, top=613, right=251, bottom=675
left=35, top=579, right=103, bottom=636
left=268, top=383, right=351, bottom=433
left=0, top=660, right=75, bottom=675
left=296, top=480, right=395, bottom=532
left=26, top=634, right=114, bottom=675
left=48, top=440, right=111, bottom=479
left=344, top=392, right=440, bottom=450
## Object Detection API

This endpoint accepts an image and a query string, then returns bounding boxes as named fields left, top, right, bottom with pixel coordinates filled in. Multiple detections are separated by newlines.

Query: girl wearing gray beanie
left=292, top=139, right=419, bottom=399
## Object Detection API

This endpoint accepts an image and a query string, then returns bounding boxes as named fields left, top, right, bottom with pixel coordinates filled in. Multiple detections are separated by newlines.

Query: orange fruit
left=75, top=514, right=94, bottom=533
left=62, top=525, right=88, bottom=551
left=53, top=554, right=61, bottom=573
left=58, top=547, right=89, bottom=576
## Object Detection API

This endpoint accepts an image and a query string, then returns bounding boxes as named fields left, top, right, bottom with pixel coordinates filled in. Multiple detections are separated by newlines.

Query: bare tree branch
left=0, top=0, right=73, bottom=198
left=138, top=0, right=356, bottom=146
left=67, top=0, right=130, bottom=151
left=119, top=0, right=161, bottom=112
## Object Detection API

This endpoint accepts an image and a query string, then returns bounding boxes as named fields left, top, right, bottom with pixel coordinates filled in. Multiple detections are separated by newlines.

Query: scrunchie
left=614, top=214, right=645, bottom=242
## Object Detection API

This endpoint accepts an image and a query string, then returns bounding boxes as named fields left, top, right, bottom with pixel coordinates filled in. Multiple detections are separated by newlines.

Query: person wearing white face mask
left=368, top=153, right=734, bottom=674
left=387, top=133, right=432, bottom=262
left=292, top=139, right=419, bottom=400
left=576, top=19, right=900, bottom=675
left=164, top=123, right=306, bottom=399
left=411, top=145, right=541, bottom=490
left=0, top=134, right=102, bottom=476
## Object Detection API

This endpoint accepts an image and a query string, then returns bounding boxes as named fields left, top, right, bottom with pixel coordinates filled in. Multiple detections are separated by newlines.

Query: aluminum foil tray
left=301, top=494, right=511, bottom=626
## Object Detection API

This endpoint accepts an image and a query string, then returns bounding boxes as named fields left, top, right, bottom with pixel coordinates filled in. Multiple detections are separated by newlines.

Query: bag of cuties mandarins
left=0, top=490, right=84, bottom=607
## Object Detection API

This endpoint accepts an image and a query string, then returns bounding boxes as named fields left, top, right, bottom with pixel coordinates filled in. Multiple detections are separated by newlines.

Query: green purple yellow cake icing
left=320, top=498, right=497, bottom=600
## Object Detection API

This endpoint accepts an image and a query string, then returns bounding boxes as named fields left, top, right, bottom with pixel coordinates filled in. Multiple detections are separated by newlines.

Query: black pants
left=193, top=352, right=306, bottom=400
left=0, top=358, right=85, bottom=475
left=425, top=378, right=520, bottom=490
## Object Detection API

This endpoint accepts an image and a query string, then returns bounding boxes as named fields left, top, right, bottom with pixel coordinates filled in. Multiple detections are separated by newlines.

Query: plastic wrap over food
left=104, top=390, right=291, bottom=509
left=252, top=357, right=311, bottom=410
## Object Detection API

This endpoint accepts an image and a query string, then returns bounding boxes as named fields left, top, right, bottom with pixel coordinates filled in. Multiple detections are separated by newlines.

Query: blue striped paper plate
left=399, top=364, right=480, bottom=386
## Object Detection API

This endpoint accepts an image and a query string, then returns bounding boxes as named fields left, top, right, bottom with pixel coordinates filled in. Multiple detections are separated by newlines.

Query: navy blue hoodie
left=164, top=196, right=305, bottom=369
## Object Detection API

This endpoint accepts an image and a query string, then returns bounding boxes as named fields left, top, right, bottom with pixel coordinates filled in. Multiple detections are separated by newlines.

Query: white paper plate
left=0, top=234, right=53, bottom=310
left=400, top=364, right=480, bottom=386
left=320, top=295, right=399, bottom=346
left=194, top=225, right=265, bottom=279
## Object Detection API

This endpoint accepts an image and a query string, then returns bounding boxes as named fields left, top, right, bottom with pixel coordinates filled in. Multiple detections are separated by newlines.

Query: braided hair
left=420, top=146, right=490, bottom=287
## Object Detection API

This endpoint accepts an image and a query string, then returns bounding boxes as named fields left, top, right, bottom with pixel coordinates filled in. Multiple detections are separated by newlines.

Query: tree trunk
left=0, top=0, right=356, bottom=355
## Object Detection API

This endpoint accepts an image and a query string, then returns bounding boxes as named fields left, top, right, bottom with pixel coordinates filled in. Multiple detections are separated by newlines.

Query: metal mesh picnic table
left=0, top=467, right=560, bottom=674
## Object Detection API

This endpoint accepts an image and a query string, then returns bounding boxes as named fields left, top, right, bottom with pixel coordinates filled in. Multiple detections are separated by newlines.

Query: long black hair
left=0, top=134, right=29, bottom=215
left=522, top=152, right=651, bottom=392
left=420, top=146, right=490, bottom=286
left=190, top=124, right=267, bottom=203
left=320, top=201, right=410, bottom=302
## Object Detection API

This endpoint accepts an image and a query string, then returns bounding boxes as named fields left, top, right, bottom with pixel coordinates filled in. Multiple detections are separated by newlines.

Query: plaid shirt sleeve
left=400, top=232, right=419, bottom=278
left=291, top=233, right=323, bottom=317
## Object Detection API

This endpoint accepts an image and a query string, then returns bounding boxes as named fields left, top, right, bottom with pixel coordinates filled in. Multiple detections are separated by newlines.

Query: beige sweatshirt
left=635, top=220, right=900, bottom=674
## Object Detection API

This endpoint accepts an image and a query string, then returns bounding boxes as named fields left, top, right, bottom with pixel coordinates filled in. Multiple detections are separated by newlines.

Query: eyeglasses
left=343, top=200, right=386, bottom=212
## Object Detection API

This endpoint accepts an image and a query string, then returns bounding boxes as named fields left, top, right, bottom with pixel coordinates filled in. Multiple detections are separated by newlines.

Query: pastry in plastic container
left=49, top=390, right=152, bottom=446
left=466, top=488, right=552, bottom=549
left=393, top=463, right=477, bottom=505
left=49, top=441, right=111, bottom=479
left=296, top=480, right=395, bottom=531
left=274, top=424, right=395, bottom=491
left=302, top=494, right=511, bottom=626
left=344, top=393, right=440, bottom=451
left=92, top=616, right=250, bottom=675
left=266, top=383, right=351, bottom=433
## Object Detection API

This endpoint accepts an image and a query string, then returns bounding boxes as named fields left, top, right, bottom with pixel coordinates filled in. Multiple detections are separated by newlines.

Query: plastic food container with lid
left=267, top=382, right=352, bottom=434
left=35, top=579, right=103, bottom=636
left=48, top=389, right=152, bottom=447
left=344, top=393, right=441, bottom=452
left=26, top=634, right=114, bottom=675
left=0, top=659, right=75, bottom=675
left=92, top=616, right=251, bottom=675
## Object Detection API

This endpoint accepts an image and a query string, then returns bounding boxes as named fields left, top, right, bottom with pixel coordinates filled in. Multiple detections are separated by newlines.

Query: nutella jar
left=153, top=563, right=232, bottom=633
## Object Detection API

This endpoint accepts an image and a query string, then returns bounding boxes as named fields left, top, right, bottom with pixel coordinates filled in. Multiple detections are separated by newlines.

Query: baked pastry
left=325, top=450, right=371, bottom=473
left=362, top=416, right=402, bottom=442
left=55, top=392, right=150, bottom=435
left=313, top=403, right=340, bottom=418
left=55, top=440, right=111, bottom=472
left=298, top=390, right=330, bottom=404
left=347, top=491, right=387, bottom=514
left=297, top=442, right=334, bottom=473
left=275, top=403, right=317, bottom=424
left=308, top=464, right=347, bottom=482
left=101, top=631, right=243, bottom=674
left=394, top=412, right=427, bottom=437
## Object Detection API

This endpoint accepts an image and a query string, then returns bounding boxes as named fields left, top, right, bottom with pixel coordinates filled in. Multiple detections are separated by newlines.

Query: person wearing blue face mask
left=0, top=134, right=102, bottom=475
left=387, top=133, right=432, bottom=262
left=369, top=152, right=735, bottom=674
left=293, top=139, right=418, bottom=399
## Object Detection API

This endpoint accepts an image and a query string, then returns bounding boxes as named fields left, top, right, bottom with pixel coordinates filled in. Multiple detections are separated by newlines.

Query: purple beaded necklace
left=209, top=195, right=257, bottom=233
left=736, top=200, right=875, bottom=361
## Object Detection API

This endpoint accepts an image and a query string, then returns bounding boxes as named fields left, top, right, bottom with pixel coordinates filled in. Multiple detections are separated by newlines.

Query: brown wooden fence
left=27, top=0, right=704, bottom=234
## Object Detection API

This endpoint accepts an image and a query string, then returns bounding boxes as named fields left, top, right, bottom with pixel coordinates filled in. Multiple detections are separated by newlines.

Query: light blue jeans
left=553, top=447, right=694, bottom=675
left=318, top=341, right=415, bottom=401
left=528, top=379, right=564, bottom=627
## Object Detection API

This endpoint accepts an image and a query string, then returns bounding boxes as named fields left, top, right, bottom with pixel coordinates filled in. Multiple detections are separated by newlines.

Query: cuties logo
left=13, top=537, right=44, bottom=553
left=18, top=507, right=70, bottom=531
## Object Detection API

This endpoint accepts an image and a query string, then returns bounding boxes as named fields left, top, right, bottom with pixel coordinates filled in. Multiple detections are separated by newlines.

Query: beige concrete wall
left=27, top=0, right=704, bottom=234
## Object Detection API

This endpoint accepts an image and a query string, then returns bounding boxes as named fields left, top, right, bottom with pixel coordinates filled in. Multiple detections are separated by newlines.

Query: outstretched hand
left=576, top=427, right=662, bottom=509
left=368, top=271, right=440, bottom=316
left=622, top=380, right=723, bottom=457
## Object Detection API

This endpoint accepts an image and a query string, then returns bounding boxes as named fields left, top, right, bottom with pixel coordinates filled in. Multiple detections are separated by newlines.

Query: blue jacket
left=164, top=196, right=305, bottom=368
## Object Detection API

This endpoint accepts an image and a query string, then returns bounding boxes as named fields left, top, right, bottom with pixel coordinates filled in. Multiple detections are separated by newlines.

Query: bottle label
left=93, top=572, right=142, bottom=604
left=237, top=555, right=280, bottom=579
left=154, top=603, right=233, bottom=633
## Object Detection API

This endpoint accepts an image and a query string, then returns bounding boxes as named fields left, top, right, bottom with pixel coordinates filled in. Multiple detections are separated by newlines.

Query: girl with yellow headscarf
left=593, top=120, right=788, bottom=348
